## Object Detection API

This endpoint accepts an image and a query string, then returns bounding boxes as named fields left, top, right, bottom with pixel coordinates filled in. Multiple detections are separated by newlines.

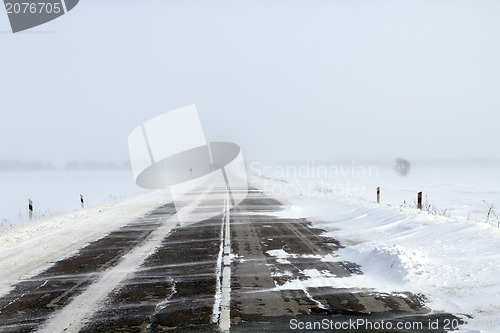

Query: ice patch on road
left=302, top=269, right=336, bottom=278
left=266, top=249, right=324, bottom=260
left=266, top=249, right=289, bottom=259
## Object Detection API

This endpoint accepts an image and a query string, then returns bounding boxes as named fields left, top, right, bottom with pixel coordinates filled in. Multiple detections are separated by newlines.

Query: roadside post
left=29, top=199, right=33, bottom=220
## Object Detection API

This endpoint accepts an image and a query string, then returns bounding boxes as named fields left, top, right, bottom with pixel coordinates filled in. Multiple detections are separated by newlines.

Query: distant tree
left=395, top=158, right=411, bottom=176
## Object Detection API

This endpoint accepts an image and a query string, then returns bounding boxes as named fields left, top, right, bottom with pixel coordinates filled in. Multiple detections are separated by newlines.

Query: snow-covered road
left=0, top=190, right=169, bottom=299
left=1, top=179, right=494, bottom=332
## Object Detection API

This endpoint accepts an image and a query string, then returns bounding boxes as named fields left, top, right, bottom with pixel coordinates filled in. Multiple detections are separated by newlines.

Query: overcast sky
left=1, top=0, right=499, bottom=165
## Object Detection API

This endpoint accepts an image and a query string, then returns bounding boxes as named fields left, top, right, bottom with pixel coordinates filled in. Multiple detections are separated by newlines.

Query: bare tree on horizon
left=395, top=158, right=411, bottom=176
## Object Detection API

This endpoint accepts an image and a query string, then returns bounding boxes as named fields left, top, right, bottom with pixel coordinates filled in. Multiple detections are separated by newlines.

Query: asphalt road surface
left=0, top=188, right=462, bottom=332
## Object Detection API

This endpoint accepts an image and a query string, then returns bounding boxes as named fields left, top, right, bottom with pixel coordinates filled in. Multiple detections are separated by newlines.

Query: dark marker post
left=377, top=187, right=380, bottom=204
left=417, top=192, right=423, bottom=210
left=29, top=199, right=33, bottom=220
left=80, top=194, right=84, bottom=208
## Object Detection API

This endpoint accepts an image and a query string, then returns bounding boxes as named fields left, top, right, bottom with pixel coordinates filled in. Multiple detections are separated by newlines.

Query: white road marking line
left=220, top=197, right=231, bottom=332
left=212, top=194, right=231, bottom=332
left=212, top=204, right=225, bottom=323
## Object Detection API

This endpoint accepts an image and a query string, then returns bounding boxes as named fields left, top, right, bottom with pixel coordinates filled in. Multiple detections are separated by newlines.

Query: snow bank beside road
left=252, top=176, right=500, bottom=333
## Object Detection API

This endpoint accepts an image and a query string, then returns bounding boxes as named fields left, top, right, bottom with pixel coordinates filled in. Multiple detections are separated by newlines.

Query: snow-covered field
left=250, top=161, right=500, bottom=224
left=0, top=170, right=146, bottom=226
left=251, top=170, right=500, bottom=333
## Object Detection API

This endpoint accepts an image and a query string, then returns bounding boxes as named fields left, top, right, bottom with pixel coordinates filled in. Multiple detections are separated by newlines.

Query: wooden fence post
left=29, top=199, right=33, bottom=220
left=377, top=187, right=380, bottom=204
left=80, top=194, right=84, bottom=208
left=417, top=192, right=422, bottom=210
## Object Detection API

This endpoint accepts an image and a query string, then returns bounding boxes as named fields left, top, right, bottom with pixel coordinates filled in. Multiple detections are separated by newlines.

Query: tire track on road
left=81, top=216, right=223, bottom=332
left=0, top=203, right=175, bottom=332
